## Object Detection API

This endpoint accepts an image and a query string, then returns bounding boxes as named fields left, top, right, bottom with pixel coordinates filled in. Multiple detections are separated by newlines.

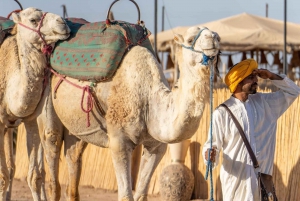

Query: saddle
left=0, top=16, right=14, bottom=46
left=50, top=18, right=154, bottom=82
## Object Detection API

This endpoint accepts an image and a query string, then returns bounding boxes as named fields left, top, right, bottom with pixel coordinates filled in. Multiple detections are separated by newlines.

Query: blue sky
left=1, top=0, right=299, bottom=34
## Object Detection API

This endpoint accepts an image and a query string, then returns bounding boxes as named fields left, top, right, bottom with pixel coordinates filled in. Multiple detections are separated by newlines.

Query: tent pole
left=154, top=0, right=158, bottom=59
left=283, top=0, right=287, bottom=75
left=161, top=6, right=165, bottom=69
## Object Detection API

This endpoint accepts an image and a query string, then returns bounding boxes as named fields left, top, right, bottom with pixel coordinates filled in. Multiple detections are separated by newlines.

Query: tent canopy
left=150, top=13, right=300, bottom=52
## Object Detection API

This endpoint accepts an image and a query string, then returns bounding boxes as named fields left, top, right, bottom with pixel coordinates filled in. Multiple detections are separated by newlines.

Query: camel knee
left=44, top=128, right=62, bottom=155
left=65, top=141, right=87, bottom=163
left=66, top=148, right=80, bottom=163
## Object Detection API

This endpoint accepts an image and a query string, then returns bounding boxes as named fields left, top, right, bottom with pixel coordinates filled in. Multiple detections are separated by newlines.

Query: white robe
left=202, top=75, right=300, bottom=201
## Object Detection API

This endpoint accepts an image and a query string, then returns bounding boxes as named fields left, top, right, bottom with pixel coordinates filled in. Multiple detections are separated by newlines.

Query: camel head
left=174, top=26, right=220, bottom=78
left=11, top=7, right=70, bottom=51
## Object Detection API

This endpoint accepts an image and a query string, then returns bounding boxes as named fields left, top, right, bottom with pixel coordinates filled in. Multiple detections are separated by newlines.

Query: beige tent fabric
left=150, top=13, right=300, bottom=52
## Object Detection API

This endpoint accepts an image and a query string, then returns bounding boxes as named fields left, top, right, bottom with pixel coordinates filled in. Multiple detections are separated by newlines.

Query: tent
left=150, top=13, right=300, bottom=82
left=150, top=13, right=300, bottom=53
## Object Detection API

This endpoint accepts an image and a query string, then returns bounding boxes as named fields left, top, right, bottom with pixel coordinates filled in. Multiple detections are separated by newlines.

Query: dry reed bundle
left=15, top=133, right=118, bottom=190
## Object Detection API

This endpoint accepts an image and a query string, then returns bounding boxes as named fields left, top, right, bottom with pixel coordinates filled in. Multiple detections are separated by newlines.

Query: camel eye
left=187, top=38, right=193, bottom=44
left=30, top=19, right=37, bottom=24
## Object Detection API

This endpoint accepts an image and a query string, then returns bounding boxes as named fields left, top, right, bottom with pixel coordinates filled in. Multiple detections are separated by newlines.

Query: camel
left=49, top=25, right=220, bottom=201
left=0, top=7, right=70, bottom=201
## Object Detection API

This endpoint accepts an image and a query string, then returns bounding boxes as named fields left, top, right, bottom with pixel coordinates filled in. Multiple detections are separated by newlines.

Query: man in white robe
left=202, top=58, right=300, bottom=201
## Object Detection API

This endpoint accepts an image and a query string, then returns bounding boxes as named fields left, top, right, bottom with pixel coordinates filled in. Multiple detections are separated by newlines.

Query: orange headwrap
left=225, top=59, right=258, bottom=93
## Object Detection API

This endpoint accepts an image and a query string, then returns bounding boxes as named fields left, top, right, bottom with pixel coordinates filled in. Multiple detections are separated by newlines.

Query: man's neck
left=233, top=92, right=248, bottom=102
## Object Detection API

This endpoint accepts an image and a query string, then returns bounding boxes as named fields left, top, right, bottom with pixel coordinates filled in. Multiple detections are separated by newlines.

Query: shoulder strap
left=219, top=103, right=259, bottom=168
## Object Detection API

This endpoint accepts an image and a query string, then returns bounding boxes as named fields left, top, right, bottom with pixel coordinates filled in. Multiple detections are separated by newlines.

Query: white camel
left=49, top=25, right=220, bottom=201
left=0, top=7, right=70, bottom=201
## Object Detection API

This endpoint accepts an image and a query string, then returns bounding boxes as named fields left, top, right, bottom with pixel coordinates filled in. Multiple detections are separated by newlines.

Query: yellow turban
left=225, top=59, right=258, bottom=93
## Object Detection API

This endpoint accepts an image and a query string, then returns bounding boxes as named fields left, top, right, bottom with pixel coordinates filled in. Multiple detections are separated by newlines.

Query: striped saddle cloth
left=0, top=16, right=14, bottom=45
left=50, top=18, right=154, bottom=82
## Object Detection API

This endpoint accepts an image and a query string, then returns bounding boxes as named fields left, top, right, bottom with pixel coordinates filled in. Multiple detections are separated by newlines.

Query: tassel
left=241, top=51, right=247, bottom=61
left=228, top=55, right=233, bottom=69
left=260, top=50, right=268, bottom=64
left=273, top=51, right=281, bottom=65
left=289, top=51, right=300, bottom=67
left=105, top=19, right=111, bottom=28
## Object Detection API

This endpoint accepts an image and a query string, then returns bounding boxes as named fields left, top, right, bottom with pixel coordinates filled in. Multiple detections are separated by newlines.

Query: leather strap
left=220, top=104, right=259, bottom=168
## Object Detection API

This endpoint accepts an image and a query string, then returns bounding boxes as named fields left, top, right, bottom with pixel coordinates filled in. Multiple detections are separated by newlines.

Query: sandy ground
left=10, top=179, right=160, bottom=201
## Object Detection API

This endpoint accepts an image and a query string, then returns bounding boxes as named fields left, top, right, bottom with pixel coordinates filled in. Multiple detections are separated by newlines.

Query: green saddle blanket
left=50, top=18, right=154, bottom=82
left=0, top=16, right=14, bottom=45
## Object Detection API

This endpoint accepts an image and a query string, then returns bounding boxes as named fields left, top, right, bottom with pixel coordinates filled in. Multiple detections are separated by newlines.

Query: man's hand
left=205, top=147, right=216, bottom=163
left=254, top=69, right=283, bottom=80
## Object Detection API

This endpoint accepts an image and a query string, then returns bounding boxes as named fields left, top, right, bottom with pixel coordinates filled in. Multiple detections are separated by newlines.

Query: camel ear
left=174, top=33, right=184, bottom=45
left=11, top=12, right=21, bottom=24
left=213, top=31, right=221, bottom=41
left=198, top=26, right=208, bottom=30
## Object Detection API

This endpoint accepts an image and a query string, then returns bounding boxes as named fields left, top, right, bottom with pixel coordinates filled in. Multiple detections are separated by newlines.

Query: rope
left=50, top=68, right=94, bottom=127
left=18, top=12, right=53, bottom=55
left=80, top=86, right=93, bottom=127
left=6, top=9, right=21, bottom=19
left=205, top=62, right=215, bottom=201
left=180, top=28, right=215, bottom=66
left=181, top=28, right=208, bottom=53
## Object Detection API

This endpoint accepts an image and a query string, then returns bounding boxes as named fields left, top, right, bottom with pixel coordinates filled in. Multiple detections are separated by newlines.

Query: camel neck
left=5, top=35, right=46, bottom=118
left=17, top=34, right=46, bottom=77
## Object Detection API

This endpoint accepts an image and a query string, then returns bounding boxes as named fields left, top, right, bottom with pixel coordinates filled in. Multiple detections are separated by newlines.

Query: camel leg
left=34, top=82, right=65, bottom=201
left=40, top=125, right=63, bottom=201
left=37, top=137, right=47, bottom=201
left=24, top=121, right=46, bottom=201
left=133, top=142, right=167, bottom=201
left=4, top=128, right=15, bottom=201
left=109, top=134, right=134, bottom=201
left=64, top=132, right=87, bottom=201
left=39, top=122, right=63, bottom=201
left=0, top=126, right=9, bottom=201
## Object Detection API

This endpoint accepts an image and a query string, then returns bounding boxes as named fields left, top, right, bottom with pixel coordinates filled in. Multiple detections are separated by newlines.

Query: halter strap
left=181, top=27, right=208, bottom=53
left=180, top=28, right=215, bottom=65
left=18, top=12, right=53, bottom=55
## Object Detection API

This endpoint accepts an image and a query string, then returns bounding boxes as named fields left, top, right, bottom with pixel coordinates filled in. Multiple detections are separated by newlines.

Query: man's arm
left=255, top=69, right=283, bottom=80
left=257, top=69, right=300, bottom=118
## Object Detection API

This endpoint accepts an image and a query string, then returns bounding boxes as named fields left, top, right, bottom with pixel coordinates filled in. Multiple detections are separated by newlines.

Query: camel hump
left=0, top=16, right=14, bottom=46
left=50, top=19, right=154, bottom=82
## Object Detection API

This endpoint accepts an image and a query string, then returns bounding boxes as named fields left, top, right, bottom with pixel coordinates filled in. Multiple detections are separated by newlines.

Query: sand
left=10, top=179, right=160, bottom=201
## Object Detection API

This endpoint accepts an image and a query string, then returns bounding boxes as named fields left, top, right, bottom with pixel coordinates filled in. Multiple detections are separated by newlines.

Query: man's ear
left=236, top=81, right=243, bottom=91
